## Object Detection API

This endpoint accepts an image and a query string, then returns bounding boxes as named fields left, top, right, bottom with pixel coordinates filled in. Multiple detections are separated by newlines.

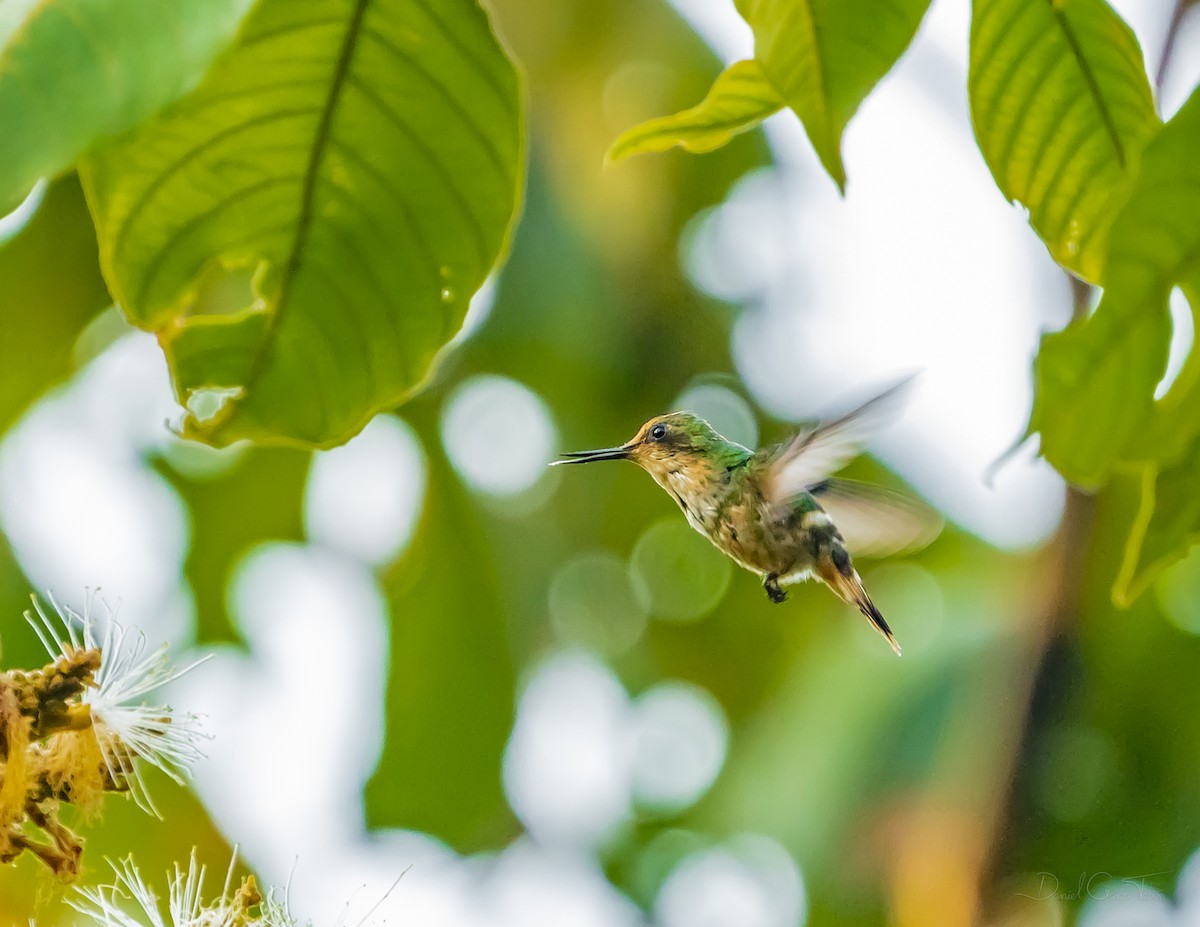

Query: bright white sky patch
left=1076, top=882, right=1173, bottom=927
left=667, top=0, right=753, bottom=62
left=674, top=0, right=1073, bottom=549
left=304, top=414, right=425, bottom=566
left=478, top=840, right=644, bottom=927
left=631, top=681, right=728, bottom=814
left=502, top=652, right=634, bottom=848
left=1158, top=9, right=1200, bottom=117
left=0, top=334, right=190, bottom=640
left=449, top=275, right=499, bottom=348
left=1157, top=288, right=1195, bottom=400
left=0, top=178, right=46, bottom=242
left=172, top=542, right=388, bottom=873
left=673, top=382, right=759, bottom=450
left=655, top=835, right=806, bottom=927
left=442, top=375, right=557, bottom=497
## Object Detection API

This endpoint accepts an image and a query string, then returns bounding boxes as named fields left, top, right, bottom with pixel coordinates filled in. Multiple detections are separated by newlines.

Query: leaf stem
left=1155, top=0, right=1197, bottom=96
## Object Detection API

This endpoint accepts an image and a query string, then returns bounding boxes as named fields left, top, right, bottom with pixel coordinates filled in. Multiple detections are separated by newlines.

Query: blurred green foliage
left=2, top=0, right=1200, bottom=925
left=0, top=177, right=108, bottom=435
left=0, top=0, right=255, bottom=212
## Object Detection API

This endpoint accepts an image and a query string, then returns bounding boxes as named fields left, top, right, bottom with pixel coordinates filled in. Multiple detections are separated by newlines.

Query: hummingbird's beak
left=549, top=444, right=632, bottom=466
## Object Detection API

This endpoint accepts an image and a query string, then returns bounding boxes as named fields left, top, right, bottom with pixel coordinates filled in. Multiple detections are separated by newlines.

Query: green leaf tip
left=606, top=0, right=930, bottom=191
left=606, top=60, right=783, bottom=164
left=741, top=0, right=931, bottom=191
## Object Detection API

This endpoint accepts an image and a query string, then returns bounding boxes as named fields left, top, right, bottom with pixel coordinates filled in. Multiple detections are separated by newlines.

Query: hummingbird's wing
left=762, top=377, right=913, bottom=500
left=809, top=479, right=943, bottom=558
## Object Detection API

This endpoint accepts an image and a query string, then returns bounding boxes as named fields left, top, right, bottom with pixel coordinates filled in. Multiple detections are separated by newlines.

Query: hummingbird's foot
left=763, top=574, right=787, bottom=604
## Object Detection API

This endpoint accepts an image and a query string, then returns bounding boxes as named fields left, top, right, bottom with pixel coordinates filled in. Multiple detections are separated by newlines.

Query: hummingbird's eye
left=650, top=423, right=667, bottom=441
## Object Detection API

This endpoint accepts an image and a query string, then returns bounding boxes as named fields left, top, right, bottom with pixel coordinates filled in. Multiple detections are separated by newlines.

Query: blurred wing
left=763, top=377, right=914, bottom=503
left=812, top=479, right=943, bottom=559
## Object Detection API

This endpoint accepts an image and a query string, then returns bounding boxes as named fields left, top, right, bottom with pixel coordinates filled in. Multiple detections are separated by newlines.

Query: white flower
left=25, top=591, right=210, bottom=817
left=71, top=851, right=269, bottom=927
left=71, top=856, right=168, bottom=927
left=71, top=851, right=401, bottom=927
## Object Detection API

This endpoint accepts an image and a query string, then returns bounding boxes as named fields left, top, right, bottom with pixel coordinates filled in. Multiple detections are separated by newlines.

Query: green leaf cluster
left=7, top=0, right=1200, bottom=921
left=609, top=0, right=932, bottom=191
left=608, top=0, right=1200, bottom=605
left=1, top=0, right=523, bottom=449
left=0, top=0, right=256, bottom=212
left=993, top=8, right=1200, bottom=603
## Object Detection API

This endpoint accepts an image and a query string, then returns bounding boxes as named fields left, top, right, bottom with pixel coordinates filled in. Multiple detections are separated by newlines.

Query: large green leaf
left=968, top=0, right=1158, bottom=282
left=608, top=59, right=783, bottom=162
left=610, top=0, right=930, bottom=190
left=0, top=0, right=254, bottom=213
left=82, top=0, right=523, bottom=449
left=1030, top=87, right=1200, bottom=488
left=735, top=0, right=931, bottom=191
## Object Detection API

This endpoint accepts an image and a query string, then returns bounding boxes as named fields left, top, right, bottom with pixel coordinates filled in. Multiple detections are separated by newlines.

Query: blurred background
left=3, top=0, right=1200, bottom=924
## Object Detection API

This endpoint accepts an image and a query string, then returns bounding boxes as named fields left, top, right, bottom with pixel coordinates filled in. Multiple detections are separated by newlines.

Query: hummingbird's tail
left=816, top=546, right=902, bottom=656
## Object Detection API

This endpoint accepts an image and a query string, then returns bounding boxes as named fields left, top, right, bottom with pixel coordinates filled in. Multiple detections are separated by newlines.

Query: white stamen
left=70, top=856, right=170, bottom=927
left=25, top=590, right=211, bottom=817
left=71, top=851, right=402, bottom=927
left=71, top=852, right=247, bottom=927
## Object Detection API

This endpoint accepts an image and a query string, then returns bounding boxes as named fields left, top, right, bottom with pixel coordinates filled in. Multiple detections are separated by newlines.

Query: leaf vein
left=119, top=107, right=323, bottom=306
left=326, top=138, right=441, bottom=294
left=359, top=24, right=513, bottom=185
left=987, top=32, right=1064, bottom=179
left=189, top=79, right=334, bottom=114
left=406, top=0, right=517, bottom=117
left=318, top=181, right=413, bottom=374
left=139, top=175, right=305, bottom=311
left=265, top=0, right=372, bottom=362
left=299, top=247, right=386, bottom=399
left=1049, top=2, right=1126, bottom=167
left=240, top=16, right=346, bottom=50
left=346, top=73, right=488, bottom=265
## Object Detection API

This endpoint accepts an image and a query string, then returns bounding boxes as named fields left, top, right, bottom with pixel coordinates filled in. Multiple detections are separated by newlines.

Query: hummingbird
left=551, top=381, right=941, bottom=655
